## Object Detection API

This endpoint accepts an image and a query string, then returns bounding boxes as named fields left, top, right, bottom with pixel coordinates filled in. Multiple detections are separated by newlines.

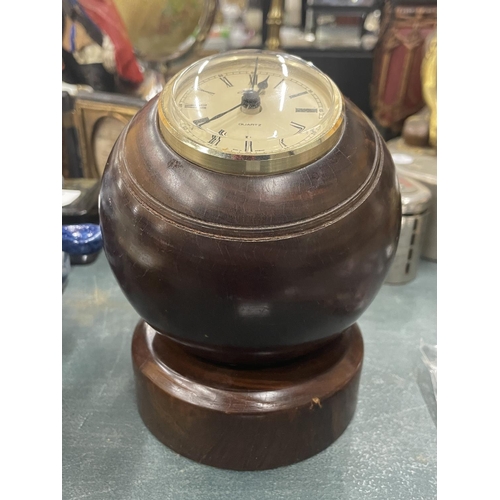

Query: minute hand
left=193, top=103, right=241, bottom=127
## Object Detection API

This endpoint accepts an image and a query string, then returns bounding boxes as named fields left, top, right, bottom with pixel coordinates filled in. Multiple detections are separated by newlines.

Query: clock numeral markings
left=244, top=139, right=253, bottom=152
left=184, top=104, right=207, bottom=109
left=290, top=121, right=306, bottom=133
left=295, top=107, right=317, bottom=113
left=279, top=139, right=287, bottom=149
left=289, top=91, right=308, bottom=99
left=273, top=78, right=285, bottom=89
left=209, top=135, right=221, bottom=146
left=218, top=129, right=227, bottom=136
left=198, top=88, right=215, bottom=95
left=219, top=76, right=233, bottom=87
left=249, top=74, right=258, bottom=88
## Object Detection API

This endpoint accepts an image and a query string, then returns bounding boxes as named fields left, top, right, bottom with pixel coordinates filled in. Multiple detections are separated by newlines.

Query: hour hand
left=257, top=76, right=270, bottom=93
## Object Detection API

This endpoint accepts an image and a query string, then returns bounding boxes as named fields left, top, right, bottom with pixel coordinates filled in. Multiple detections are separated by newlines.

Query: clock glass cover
left=158, top=50, right=344, bottom=175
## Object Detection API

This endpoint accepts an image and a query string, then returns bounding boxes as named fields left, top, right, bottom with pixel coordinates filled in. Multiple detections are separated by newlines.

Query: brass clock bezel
left=157, top=50, right=345, bottom=176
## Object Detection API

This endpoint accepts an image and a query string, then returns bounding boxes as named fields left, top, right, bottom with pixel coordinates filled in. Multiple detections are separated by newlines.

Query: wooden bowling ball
left=99, top=50, right=401, bottom=365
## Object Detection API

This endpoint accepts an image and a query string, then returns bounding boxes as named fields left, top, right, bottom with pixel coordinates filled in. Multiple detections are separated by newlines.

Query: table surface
left=62, top=255, right=437, bottom=500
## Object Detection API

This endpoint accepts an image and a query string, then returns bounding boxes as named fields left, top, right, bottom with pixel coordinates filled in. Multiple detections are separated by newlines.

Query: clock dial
left=158, top=50, right=344, bottom=175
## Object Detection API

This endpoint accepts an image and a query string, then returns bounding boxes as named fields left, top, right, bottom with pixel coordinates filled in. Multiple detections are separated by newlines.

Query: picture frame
left=72, top=90, right=145, bottom=179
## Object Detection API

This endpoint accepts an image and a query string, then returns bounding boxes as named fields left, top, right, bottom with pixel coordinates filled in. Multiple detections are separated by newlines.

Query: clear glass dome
left=158, top=50, right=344, bottom=175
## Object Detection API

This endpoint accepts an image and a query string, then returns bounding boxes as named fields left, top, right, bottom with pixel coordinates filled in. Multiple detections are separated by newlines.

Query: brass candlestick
left=265, top=0, right=284, bottom=50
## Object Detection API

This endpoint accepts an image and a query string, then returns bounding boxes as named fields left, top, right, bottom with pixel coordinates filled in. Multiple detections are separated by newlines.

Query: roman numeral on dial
left=279, top=139, right=287, bottom=149
left=290, top=121, right=306, bottom=133
left=289, top=91, right=308, bottom=99
left=209, top=135, right=221, bottom=146
left=274, top=79, right=285, bottom=89
left=249, top=74, right=258, bottom=87
left=219, top=76, right=233, bottom=87
left=245, top=140, right=253, bottom=152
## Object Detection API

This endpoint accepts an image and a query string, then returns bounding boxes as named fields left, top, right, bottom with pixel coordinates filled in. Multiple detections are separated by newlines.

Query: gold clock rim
left=158, top=105, right=344, bottom=175
left=156, top=52, right=345, bottom=176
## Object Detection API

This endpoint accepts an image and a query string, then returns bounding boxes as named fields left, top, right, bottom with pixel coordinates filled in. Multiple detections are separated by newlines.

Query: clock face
left=158, top=50, right=344, bottom=175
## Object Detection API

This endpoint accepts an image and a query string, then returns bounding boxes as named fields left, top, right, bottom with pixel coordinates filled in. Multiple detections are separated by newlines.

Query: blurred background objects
left=62, top=0, right=437, bottom=281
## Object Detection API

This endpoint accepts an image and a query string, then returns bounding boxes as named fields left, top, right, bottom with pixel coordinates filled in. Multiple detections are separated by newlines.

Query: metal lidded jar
left=385, top=174, right=431, bottom=285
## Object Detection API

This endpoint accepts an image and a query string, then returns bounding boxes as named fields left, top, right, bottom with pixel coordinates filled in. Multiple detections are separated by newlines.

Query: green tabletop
left=63, top=254, right=437, bottom=500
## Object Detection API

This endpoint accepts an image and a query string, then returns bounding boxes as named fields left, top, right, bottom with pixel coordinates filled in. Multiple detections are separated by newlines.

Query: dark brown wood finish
left=99, top=70, right=401, bottom=468
left=132, top=319, right=363, bottom=470
left=99, top=96, right=401, bottom=364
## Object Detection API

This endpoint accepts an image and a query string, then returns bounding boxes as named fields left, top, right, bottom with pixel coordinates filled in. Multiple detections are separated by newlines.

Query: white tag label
left=62, top=189, right=81, bottom=206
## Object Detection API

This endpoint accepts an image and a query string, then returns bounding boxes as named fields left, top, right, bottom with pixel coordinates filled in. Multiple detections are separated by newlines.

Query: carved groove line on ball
left=116, top=126, right=385, bottom=241
left=116, top=136, right=384, bottom=242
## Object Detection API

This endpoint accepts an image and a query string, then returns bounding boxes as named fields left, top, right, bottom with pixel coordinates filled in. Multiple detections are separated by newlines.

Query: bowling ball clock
left=99, top=50, right=401, bottom=470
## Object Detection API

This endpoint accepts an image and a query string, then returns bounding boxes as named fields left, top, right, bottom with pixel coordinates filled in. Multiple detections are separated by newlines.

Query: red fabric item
left=78, top=0, right=143, bottom=84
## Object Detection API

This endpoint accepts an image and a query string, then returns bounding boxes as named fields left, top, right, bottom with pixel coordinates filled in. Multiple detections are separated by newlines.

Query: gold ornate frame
left=73, top=92, right=145, bottom=178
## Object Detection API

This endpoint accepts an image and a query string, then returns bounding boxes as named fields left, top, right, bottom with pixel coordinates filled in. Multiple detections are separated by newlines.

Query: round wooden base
left=132, top=320, right=364, bottom=470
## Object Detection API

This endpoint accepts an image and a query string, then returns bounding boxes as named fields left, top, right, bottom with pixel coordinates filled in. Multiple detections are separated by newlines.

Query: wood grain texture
left=98, top=77, right=398, bottom=469
left=132, top=320, right=363, bottom=471
left=99, top=96, right=401, bottom=364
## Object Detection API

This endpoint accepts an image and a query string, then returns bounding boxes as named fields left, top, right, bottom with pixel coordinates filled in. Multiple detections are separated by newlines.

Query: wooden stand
left=132, top=320, right=364, bottom=470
